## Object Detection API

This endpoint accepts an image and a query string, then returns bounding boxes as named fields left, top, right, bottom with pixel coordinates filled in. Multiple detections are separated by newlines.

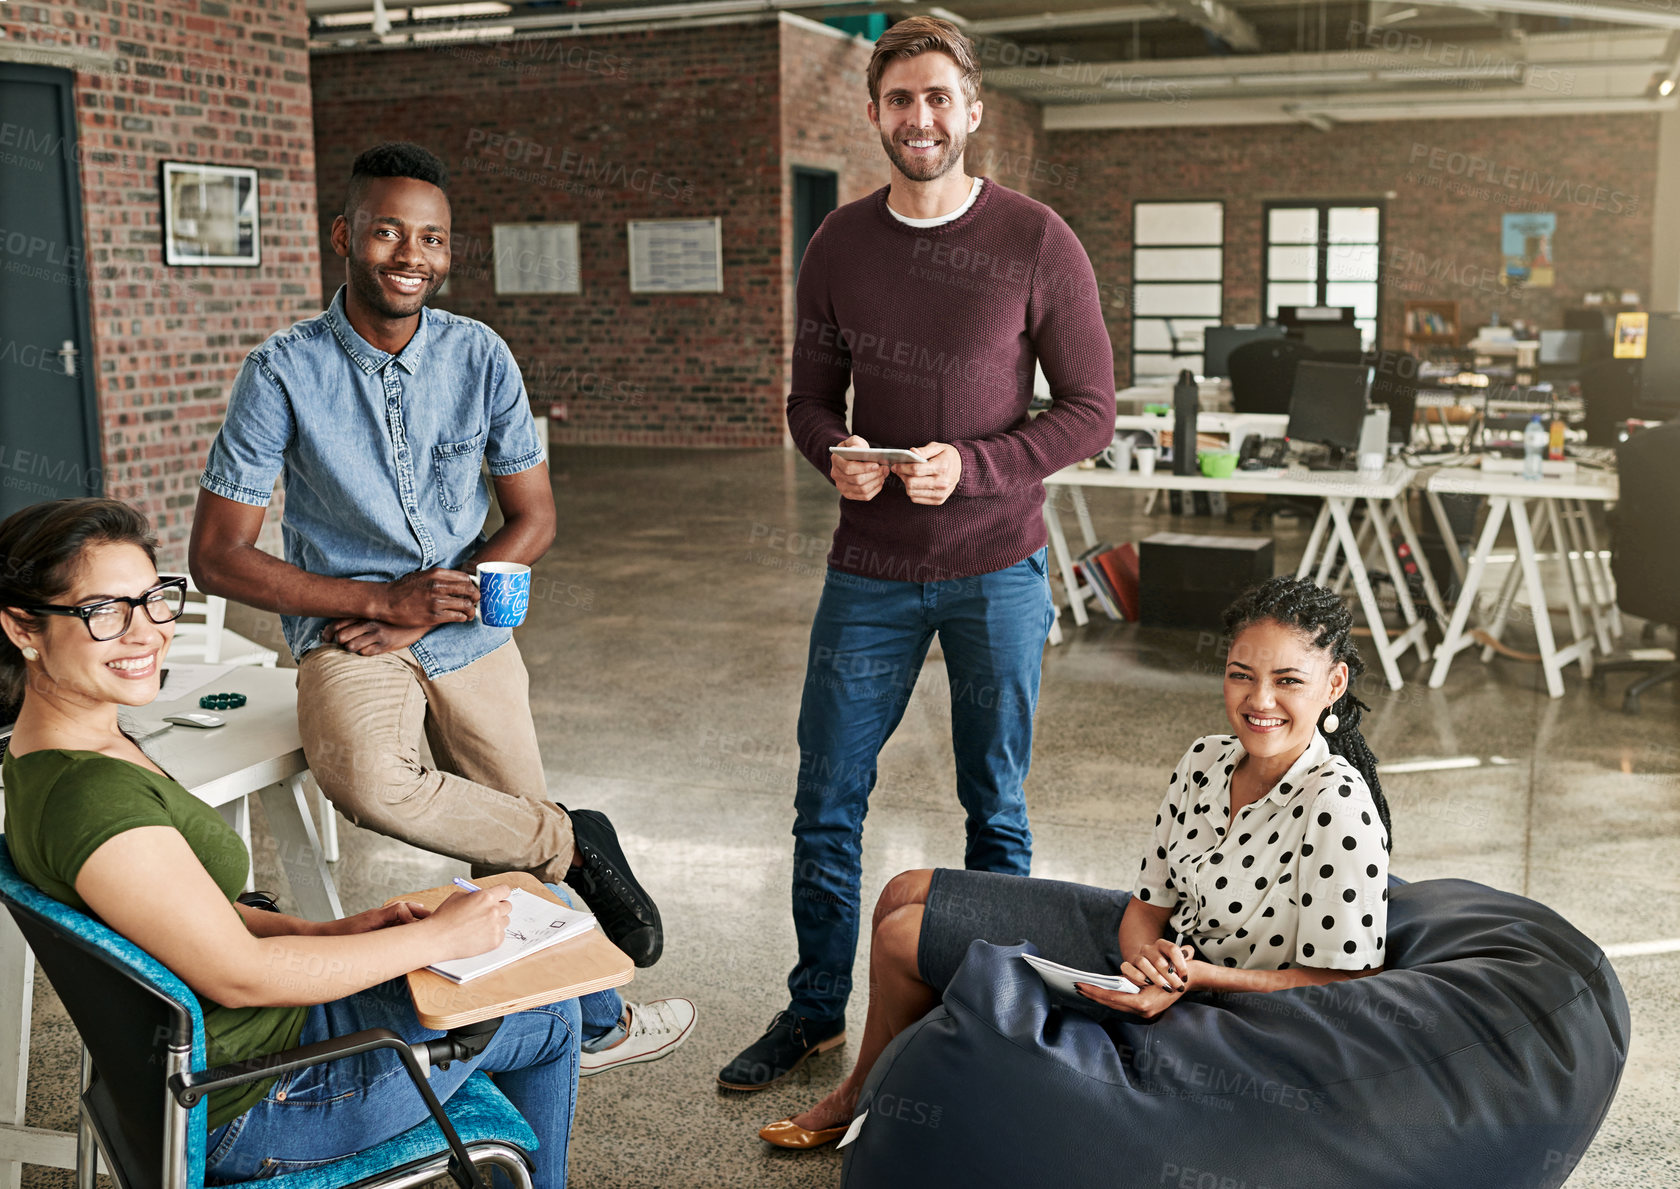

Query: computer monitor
left=1564, top=308, right=1612, bottom=360
left=1636, top=312, right=1680, bottom=418
left=1201, top=324, right=1285, bottom=378
left=1539, top=329, right=1585, bottom=366
left=1296, top=324, right=1364, bottom=357
left=1287, top=361, right=1371, bottom=461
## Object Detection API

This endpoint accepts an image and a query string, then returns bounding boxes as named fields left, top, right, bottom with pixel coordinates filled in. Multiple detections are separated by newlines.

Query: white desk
left=1043, top=462, right=1446, bottom=690
left=1114, top=411, right=1290, bottom=458
left=1425, top=467, right=1621, bottom=698
left=0, top=666, right=341, bottom=1184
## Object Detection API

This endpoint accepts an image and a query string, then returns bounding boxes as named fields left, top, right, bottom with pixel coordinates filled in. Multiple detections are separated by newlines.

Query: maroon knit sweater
left=787, top=180, right=1115, bottom=582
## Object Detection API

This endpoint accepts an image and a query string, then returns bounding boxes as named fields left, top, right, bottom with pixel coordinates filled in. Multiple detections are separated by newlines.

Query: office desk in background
left=1425, top=467, right=1621, bottom=698
left=1113, top=411, right=1291, bottom=459
left=0, top=665, right=341, bottom=1184
left=1043, top=462, right=1445, bottom=690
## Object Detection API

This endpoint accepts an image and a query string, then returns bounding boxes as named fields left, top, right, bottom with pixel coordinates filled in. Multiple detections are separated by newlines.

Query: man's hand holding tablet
left=891, top=441, right=962, bottom=506
left=829, top=435, right=893, bottom=501
left=828, top=437, right=963, bottom=505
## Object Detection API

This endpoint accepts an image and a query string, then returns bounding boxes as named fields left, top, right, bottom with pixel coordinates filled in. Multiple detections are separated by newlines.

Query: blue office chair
left=0, top=840, right=537, bottom=1189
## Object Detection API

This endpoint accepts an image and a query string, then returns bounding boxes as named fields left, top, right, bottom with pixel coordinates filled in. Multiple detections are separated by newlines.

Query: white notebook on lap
left=1020, top=953, right=1140, bottom=997
left=426, top=890, right=599, bottom=984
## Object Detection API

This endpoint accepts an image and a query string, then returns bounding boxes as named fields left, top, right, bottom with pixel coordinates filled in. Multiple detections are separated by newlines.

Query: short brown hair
left=866, top=16, right=981, bottom=107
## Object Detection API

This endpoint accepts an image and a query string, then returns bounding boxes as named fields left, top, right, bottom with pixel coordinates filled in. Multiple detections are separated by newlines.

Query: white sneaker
left=579, top=998, right=697, bottom=1077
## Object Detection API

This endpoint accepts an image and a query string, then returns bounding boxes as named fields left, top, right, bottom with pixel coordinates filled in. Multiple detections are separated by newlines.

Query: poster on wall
left=628, top=218, right=722, bottom=293
left=492, top=223, right=581, bottom=295
left=1501, top=211, right=1555, bottom=290
left=161, top=162, right=260, bottom=266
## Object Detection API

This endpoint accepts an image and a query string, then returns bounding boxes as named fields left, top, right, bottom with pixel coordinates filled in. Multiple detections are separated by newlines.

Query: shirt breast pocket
left=432, top=434, right=486, bottom=512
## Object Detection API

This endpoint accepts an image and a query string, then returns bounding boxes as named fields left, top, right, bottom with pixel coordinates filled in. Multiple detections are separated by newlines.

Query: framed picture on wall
left=628, top=218, right=722, bottom=293
left=160, top=161, right=260, bottom=266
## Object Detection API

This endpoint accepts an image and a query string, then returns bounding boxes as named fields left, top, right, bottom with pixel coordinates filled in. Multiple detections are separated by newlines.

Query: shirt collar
left=324, top=285, right=431, bottom=376
left=1232, top=731, right=1332, bottom=804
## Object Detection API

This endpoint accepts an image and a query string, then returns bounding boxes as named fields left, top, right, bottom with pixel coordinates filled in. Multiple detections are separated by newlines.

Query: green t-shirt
left=2, top=748, right=308, bottom=1130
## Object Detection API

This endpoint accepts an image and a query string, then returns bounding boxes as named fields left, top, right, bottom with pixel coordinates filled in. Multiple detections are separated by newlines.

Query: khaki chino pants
left=296, top=639, right=575, bottom=881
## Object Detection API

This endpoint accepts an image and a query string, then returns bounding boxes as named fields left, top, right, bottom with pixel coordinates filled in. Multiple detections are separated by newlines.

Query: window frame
left=1260, top=199, right=1387, bottom=353
left=1130, top=199, right=1225, bottom=385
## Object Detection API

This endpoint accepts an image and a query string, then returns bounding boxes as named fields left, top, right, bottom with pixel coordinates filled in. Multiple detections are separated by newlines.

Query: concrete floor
left=16, top=445, right=1679, bottom=1188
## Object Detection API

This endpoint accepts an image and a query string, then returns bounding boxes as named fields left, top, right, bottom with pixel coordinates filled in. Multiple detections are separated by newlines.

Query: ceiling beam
left=959, top=0, right=1260, bottom=51
left=1042, top=88, right=1678, bottom=125
left=1150, top=0, right=1263, bottom=50
left=959, top=5, right=1160, bottom=34
left=1420, top=0, right=1680, bottom=30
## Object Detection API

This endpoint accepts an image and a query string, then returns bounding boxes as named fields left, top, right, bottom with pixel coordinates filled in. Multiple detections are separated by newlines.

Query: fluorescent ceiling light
left=412, top=2, right=513, bottom=19
left=318, top=2, right=511, bottom=26
left=318, top=8, right=407, bottom=26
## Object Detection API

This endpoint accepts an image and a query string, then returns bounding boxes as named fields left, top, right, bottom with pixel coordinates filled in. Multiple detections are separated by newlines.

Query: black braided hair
left=1221, top=576, right=1391, bottom=841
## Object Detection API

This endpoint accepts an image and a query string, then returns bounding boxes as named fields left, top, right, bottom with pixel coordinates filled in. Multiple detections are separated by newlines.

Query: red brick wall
left=1, top=0, right=320, bottom=565
left=312, top=23, right=788, bottom=448
left=1044, top=116, right=1656, bottom=386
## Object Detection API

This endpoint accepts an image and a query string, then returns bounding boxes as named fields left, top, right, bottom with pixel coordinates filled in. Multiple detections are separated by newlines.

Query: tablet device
left=829, top=446, right=928, bottom=465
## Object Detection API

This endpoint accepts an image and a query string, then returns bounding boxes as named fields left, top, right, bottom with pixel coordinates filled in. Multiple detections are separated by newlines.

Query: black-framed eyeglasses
left=26, top=577, right=189, bottom=642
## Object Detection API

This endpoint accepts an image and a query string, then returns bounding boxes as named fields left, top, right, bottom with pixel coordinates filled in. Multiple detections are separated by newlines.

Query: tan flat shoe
left=758, top=1116, right=849, bottom=1149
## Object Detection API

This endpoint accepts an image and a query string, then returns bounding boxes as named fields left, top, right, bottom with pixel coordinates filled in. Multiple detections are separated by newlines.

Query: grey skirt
left=916, top=868, right=1140, bottom=993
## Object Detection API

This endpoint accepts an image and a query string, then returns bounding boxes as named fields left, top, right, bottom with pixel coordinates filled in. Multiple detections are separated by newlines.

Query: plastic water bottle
left=1522, top=414, right=1547, bottom=480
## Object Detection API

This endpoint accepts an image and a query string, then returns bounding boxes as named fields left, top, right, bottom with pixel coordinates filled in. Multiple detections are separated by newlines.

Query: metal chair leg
left=75, top=1047, right=94, bottom=1189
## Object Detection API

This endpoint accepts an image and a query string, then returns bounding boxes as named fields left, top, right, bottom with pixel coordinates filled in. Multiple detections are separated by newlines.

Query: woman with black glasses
left=0, top=498, right=586, bottom=1186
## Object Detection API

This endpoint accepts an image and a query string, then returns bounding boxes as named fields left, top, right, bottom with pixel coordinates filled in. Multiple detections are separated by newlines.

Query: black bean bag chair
left=840, top=879, right=1629, bottom=1189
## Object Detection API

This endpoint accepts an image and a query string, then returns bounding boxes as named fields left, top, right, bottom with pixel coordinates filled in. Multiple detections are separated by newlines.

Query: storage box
left=1139, top=533, right=1274, bottom=630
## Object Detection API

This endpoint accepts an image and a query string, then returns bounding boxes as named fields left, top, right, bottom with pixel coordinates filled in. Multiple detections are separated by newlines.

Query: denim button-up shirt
left=200, top=287, right=546, bottom=678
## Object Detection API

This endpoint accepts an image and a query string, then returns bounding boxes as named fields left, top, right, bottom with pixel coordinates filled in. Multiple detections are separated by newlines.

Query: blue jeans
left=786, top=549, right=1054, bottom=1020
left=206, top=886, right=622, bottom=1188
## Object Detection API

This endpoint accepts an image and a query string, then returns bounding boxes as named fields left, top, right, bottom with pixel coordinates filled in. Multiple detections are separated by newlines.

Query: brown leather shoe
left=758, top=1117, right=849, bottom=1149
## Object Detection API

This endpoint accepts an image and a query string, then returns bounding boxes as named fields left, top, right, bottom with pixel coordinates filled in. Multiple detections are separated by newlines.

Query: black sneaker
left=716, top=1010, right=846, bottom=1091
left=559, top=805, right=663, bottom=968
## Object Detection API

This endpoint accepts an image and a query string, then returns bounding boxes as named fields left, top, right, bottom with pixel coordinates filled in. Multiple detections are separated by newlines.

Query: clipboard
left=387, top=871, right=634, bottom=1030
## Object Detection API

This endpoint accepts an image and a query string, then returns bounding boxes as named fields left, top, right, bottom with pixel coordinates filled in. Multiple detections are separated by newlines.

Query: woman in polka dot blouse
left=761, top=576, right=1396, bottom=1149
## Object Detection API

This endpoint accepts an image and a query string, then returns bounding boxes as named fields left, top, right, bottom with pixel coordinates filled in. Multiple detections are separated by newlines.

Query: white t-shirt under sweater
left=885, top=176, right=984, bottom=227
left=1135, top=733, right=1390, bottom=972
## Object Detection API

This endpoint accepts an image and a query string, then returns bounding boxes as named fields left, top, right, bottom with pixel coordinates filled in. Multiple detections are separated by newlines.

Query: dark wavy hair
left=343, top=142, right=449, bottom=218
left=1222, top=576, right=1391, bottom=840
left=0, top=499, right=158, bottom=706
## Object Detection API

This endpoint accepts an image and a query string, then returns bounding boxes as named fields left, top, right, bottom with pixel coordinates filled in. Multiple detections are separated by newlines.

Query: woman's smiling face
left=10, top=541, right=175, bottom=710
left=1223, top=618, right=1348, bottom=764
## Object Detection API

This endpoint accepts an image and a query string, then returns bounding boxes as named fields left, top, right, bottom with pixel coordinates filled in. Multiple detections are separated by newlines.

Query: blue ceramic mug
left=475, top=562, right=531, bottom=628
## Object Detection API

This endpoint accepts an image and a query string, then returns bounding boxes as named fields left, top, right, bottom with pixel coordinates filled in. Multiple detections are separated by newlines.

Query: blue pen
left=452, top=877, right=481, bottom=893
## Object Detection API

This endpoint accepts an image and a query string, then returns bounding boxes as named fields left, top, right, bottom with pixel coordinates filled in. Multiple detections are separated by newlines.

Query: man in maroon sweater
left=718, top=16, right=1115, bottom=1099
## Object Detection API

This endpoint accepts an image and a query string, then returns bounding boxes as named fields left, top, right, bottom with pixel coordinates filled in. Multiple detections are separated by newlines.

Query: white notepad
left=426, top=889, right=598, bottom=984
left=1019, top=953, right=1140, bottom=997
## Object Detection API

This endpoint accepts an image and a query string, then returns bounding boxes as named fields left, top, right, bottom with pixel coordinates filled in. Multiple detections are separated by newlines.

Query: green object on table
left=1143, top=403, right=1172, bottom=416
left=199, top=692, right=247, bottom=710
left=1198, top=451, right=1239, bottom=478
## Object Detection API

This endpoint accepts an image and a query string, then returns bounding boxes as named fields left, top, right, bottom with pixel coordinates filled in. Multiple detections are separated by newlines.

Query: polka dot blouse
left=1135, top=733, right=1390, bottom=972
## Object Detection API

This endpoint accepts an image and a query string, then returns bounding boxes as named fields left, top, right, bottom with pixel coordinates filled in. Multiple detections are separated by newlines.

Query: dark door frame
left=791, top=166, right=839, bottom=283
left=1, top=61, right=103, bottom=495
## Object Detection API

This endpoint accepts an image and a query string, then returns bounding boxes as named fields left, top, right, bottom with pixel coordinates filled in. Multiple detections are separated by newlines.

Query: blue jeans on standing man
left=786, top=548, right=1055, bottom=1022
left=204, top=885, right=622, bottom=1187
